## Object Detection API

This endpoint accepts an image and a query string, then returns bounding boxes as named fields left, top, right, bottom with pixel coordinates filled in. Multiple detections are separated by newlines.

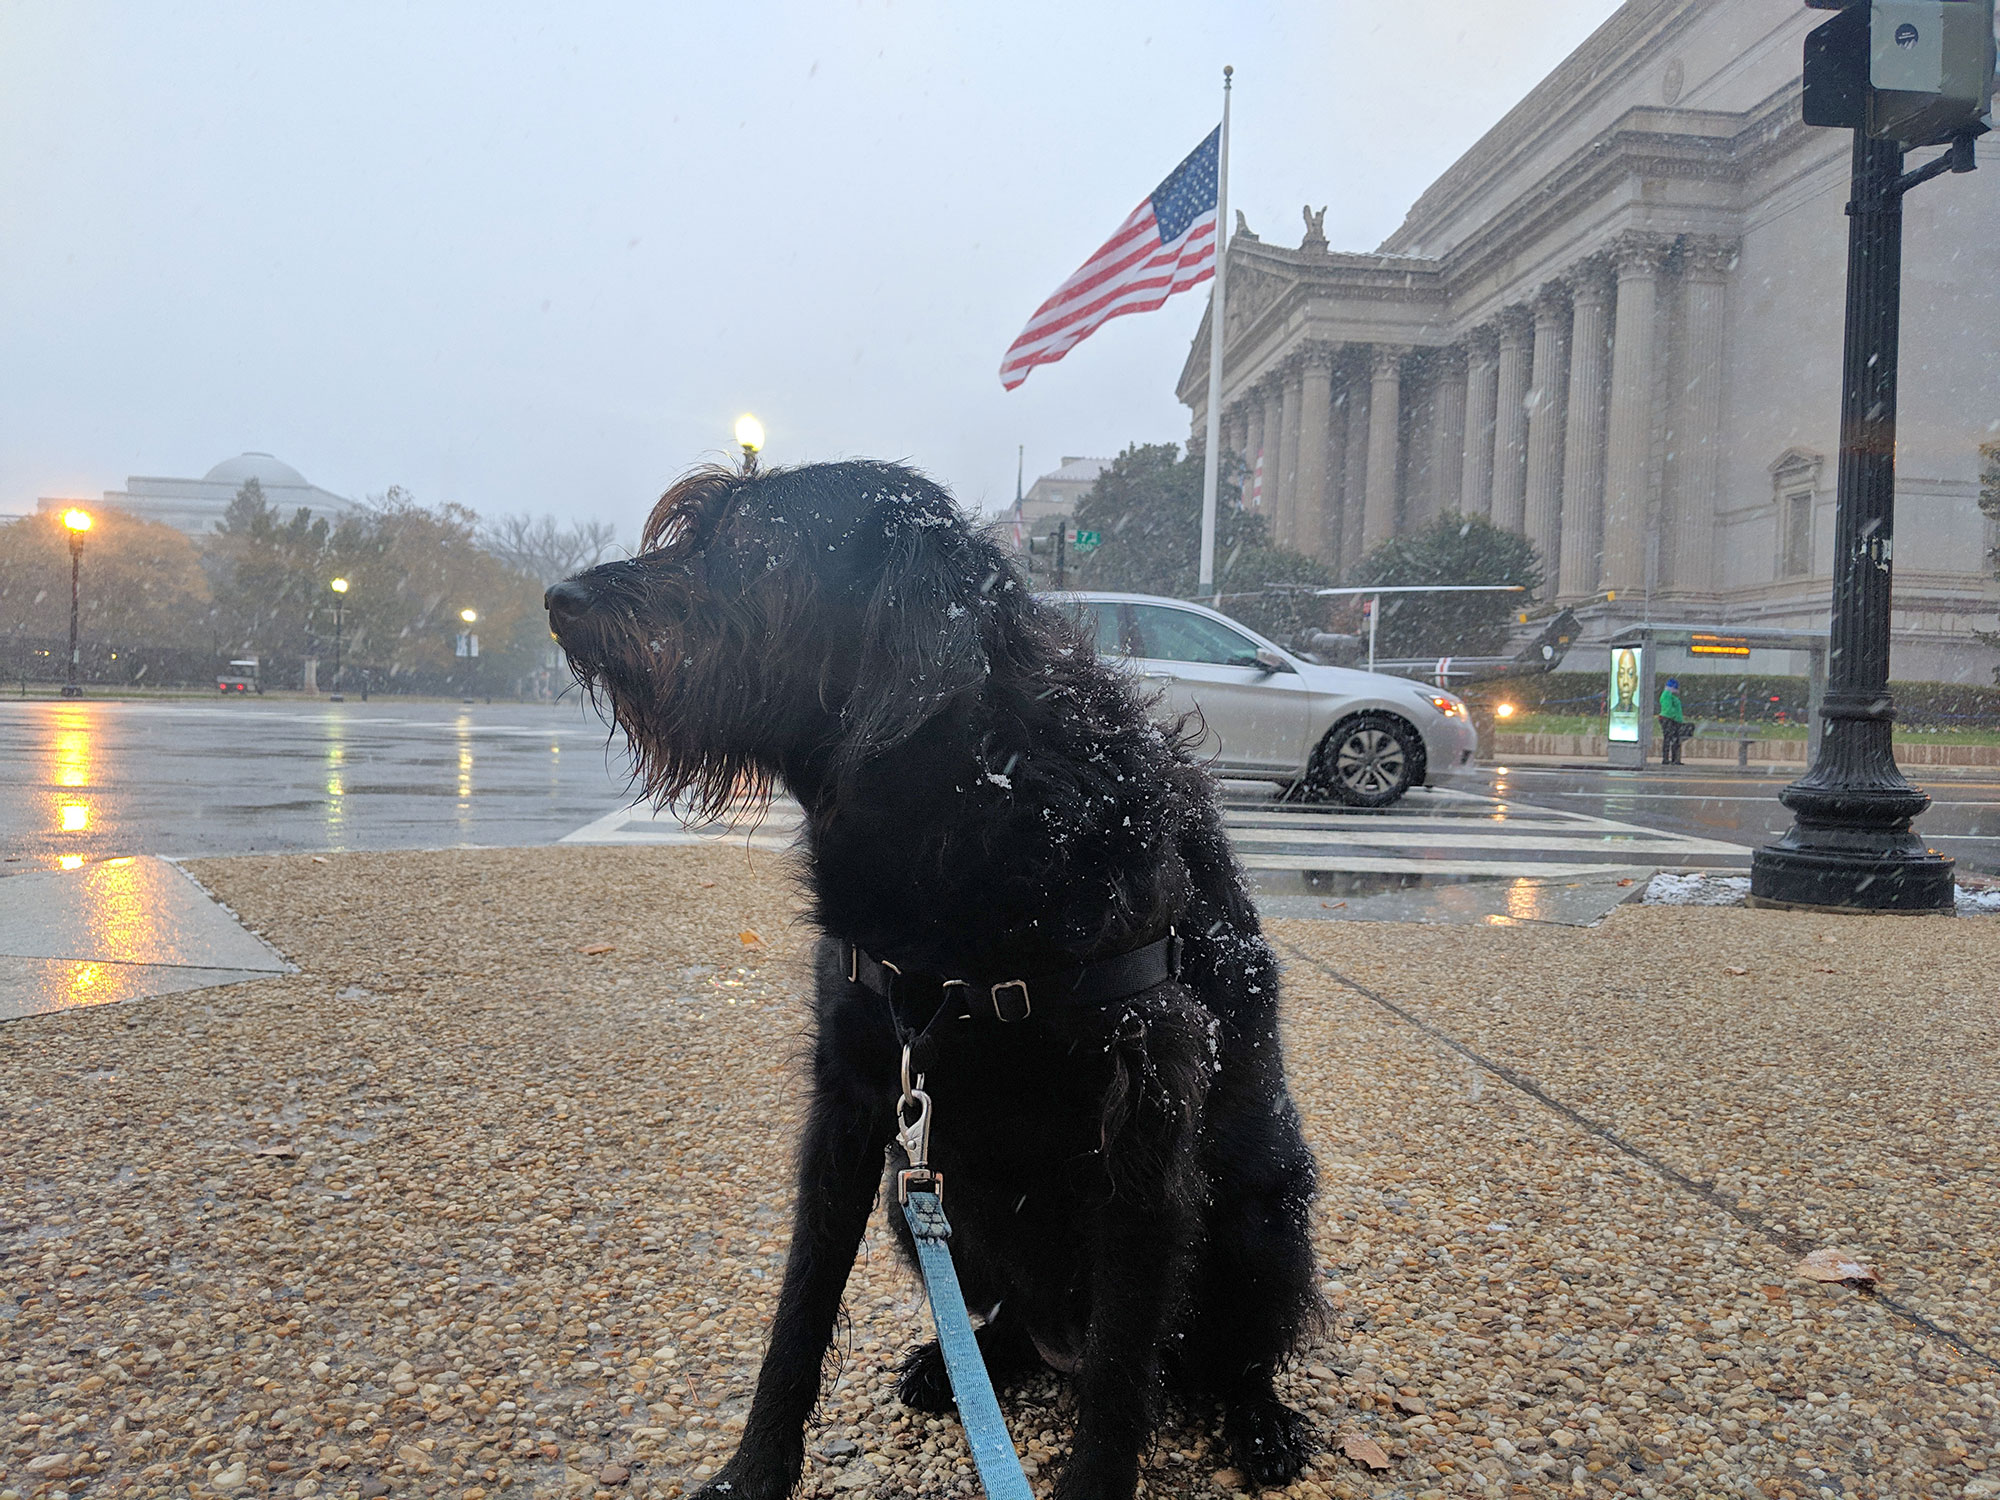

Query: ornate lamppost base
left=1750, top=841, right=1955, bottom=913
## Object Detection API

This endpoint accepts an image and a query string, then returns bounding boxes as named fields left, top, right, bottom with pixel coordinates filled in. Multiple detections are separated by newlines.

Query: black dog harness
left=848, top=929, right=1179, bottom=1500
left=846, top=929, right=1183, bottom=1029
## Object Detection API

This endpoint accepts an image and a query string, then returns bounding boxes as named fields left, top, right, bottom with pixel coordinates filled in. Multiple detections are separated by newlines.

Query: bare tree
left=479, top=513, right=623, bottom=585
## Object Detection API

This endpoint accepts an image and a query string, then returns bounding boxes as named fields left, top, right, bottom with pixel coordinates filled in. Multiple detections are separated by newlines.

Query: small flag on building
left=999, top=126, right=1221, bottom=391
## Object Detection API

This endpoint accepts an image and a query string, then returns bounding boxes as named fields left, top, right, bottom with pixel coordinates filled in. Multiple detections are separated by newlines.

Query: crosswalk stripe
left=560, top=787, right=1753, bottom=875
left=1223, top=827, right=1746, bottom=856
left=1241, top=856, right=1663, bottom=879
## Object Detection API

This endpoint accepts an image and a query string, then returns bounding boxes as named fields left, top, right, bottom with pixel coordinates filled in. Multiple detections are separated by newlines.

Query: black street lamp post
left=61, top=509, right=91, bottom=698
left=459, top=608, right=479, bottom=704
left=1752, top=3, right=1988, bottom=912
left=329, top=577, right=349, bottom=702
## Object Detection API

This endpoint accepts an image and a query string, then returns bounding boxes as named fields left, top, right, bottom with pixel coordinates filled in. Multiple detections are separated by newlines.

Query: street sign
left=1871, top=0, right=1996, bottom=146
left=1804, top=0, right=1996, bottom=145
left=1072, top=530, right=1102, bottom=550
left=455, top=633, right=480, bottom=658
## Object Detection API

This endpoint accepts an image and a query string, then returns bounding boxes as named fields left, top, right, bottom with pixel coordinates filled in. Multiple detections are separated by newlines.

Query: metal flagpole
left=1197, top=65, right=1232, bottom=594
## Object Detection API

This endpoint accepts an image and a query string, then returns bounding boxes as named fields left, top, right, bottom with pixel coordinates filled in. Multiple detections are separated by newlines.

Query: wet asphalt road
left=3, top=697, right=1996, bottom=875
left=1486, top=762, right=2000, bottom=875
left=0, top=697, right=633, bottom=870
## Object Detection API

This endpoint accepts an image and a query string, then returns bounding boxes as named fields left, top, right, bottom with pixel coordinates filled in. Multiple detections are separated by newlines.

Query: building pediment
left=1768, top=447, right=1825, bottom=484
left=1223, top=262, right=1296, bottom=342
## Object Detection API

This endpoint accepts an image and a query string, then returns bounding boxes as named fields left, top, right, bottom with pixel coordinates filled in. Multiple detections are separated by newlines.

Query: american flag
left=999, top=127, right=1220, bottom=391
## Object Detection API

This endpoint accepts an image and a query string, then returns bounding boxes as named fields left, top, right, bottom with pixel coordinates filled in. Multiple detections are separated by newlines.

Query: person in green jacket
left=1658, top=676, right=1687, bottom=764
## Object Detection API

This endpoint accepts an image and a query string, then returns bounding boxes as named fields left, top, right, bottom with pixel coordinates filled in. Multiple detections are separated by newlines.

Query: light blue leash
left=895, top=1057, right=1034, bottom=1500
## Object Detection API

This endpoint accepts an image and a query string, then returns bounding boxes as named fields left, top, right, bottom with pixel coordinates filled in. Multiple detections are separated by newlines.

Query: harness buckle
left=990, top=979, right=1032, bottom=1023
left=1167, top=925, right=1183, bottom=980
left=897, top=1165, right=945, bottom=1206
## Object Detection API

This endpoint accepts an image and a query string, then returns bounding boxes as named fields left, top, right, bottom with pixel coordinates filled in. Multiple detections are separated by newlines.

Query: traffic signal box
left=1804, top=0, right=1996, bottom=147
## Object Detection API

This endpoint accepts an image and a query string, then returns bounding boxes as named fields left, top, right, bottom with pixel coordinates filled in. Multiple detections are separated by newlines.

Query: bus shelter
left=1603, top=624, right=1828, bottom=770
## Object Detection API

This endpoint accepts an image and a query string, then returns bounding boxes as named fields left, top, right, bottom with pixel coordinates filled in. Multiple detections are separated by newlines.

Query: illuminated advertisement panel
left=1608, top=646, right=1643, bottom=744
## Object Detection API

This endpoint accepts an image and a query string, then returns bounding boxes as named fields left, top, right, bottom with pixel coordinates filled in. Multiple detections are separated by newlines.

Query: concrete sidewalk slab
left=0, top=954, right=281, bottom=1020
left=0, top=855, right=290, bottom=1021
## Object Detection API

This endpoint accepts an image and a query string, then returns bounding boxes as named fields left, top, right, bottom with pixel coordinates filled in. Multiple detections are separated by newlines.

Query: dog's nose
left=544, top=580, right=592, bottom=627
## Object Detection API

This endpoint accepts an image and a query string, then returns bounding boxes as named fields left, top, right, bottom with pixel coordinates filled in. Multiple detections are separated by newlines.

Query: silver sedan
left=1053, top=591, right=1479, bottom=807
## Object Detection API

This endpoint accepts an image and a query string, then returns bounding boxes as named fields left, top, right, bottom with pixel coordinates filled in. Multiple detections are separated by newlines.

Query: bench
left=1690, top=721, right=1791, bottom=767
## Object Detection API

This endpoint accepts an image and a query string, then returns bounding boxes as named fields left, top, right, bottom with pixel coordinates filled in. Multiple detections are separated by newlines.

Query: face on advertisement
left=1613, top=650, right=1639, bottom=712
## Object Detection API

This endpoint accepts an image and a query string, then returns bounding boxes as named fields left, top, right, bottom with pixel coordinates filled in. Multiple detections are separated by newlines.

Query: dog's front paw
left=690, top=1446, right=800, bottom=1500
left=1224, top=1395, right=1313, bottom=1488
left=895, top=1339, right=957, bottom=1414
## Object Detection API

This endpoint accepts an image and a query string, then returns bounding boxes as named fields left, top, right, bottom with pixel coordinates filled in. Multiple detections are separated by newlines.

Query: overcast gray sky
left=1, top=1, right=1625, bottom=538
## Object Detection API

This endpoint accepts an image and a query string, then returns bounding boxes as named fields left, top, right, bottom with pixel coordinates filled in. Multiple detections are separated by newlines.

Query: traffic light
left=1804, top=0, right=1996, bottom=147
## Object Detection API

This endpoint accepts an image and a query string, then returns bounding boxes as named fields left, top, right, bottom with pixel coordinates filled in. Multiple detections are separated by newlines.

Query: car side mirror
left=1253, top=648, right=1294, bottom=675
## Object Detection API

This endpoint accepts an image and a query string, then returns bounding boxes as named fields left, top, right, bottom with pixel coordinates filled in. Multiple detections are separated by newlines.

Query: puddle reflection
left=325, top=717, right=347, bottom=842
left=60, top=960, right=121, bottom=1010
left=43, top=709, right=98, bottom=865
left=456, top=715, right=475, bottom=831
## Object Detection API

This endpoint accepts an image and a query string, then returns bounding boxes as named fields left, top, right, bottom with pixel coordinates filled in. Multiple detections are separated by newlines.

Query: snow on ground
left=1643, top=872, right=1754, bottom=906
left=1643, top=870, right=2000, bottom=916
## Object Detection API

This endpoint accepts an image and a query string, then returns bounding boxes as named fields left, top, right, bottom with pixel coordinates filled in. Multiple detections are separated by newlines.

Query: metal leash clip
left=896, top=1043, right=941, bottom=1205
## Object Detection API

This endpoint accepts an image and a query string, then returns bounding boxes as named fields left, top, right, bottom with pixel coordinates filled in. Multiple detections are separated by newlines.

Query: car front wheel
left=1303, top=714, right=1421, bottom=807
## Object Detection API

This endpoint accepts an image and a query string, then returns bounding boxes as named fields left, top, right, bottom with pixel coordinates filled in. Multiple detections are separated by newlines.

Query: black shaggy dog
left=546, top=460, right=1320, bottom=1500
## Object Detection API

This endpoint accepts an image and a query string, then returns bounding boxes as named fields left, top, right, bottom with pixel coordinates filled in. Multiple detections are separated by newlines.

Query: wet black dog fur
left=546, top=460, right=1320, bottom=1500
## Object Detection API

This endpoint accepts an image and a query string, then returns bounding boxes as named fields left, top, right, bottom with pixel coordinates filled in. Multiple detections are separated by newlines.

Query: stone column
left=1276, top=361, right=1304, bottom=548
left=1245, top=396, right=1268, bottom=512
left=1522, top=288, right=1571, bottom=586
left=1431, top=346, right=1470, bottom=518
left=1325, top=368, right=1352, bottom=570
left=1601, top=235, right=1665, bottom=596
left=1557, top=261, right=1613, bottom=603
left=1259, top=382, right=1284, bottom=516
left=1362, top=346, right=1406, bottom=555
left=1667, top=238, right=1735, bottom=599
left=1460, top=330, right=1500, bottom=519
left=1341, top=367, right=1371, bottom=572
left=1491, top=309, right=1532, bottom=533
left=1295, top=347, right=1336, bottom=563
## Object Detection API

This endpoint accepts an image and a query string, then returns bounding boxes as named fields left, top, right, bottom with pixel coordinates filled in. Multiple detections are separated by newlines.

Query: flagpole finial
left=1223, top=64, right=1233, bottom=83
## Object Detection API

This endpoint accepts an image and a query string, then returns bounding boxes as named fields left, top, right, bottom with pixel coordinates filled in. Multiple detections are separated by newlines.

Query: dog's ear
left=836, top=514, right=990, bottom=776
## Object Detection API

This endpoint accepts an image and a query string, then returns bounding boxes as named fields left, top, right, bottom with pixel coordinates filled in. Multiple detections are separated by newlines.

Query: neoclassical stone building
left=1178, top=0, right=2000, bottom=680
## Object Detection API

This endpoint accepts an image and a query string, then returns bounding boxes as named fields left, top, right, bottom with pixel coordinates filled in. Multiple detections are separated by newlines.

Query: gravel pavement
left=2, top=846, right=1996, bottom=1500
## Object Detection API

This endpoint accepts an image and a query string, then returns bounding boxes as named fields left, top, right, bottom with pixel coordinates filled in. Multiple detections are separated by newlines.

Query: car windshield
left=1127, top=604, right=1262, bottom=667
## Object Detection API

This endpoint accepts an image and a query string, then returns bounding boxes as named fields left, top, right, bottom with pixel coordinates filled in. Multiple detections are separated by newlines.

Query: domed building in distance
left=40, top=452, right=363, bottom=536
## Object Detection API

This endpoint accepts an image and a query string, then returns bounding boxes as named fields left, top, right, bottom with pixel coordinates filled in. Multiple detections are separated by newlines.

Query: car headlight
left=1427, top=694, right=1468, bottom=720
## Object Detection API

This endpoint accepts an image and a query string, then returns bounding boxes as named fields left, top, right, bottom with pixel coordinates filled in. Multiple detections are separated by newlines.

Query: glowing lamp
left=63, top=509, right=92, bottom=533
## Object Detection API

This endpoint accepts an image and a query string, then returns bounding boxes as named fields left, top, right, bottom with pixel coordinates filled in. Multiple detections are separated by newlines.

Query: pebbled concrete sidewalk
left=0, top=846, right=1994, bottom=1500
